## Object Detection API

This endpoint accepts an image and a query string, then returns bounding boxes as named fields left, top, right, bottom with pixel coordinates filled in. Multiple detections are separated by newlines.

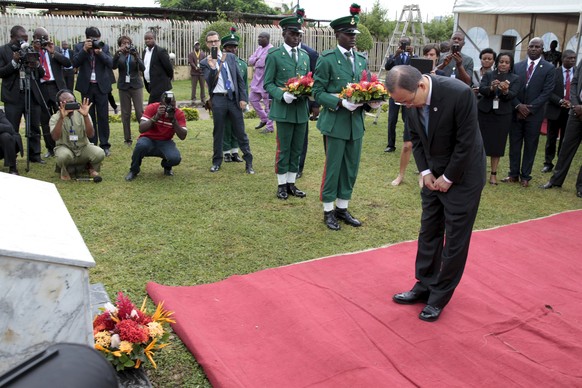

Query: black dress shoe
left=255, top=121, right=267, bottom=130
left=277, top=184, right=288, bottom=200
left=231, top=153, right=244, bottom=163
left=392, top=291, right=428, bottom=305
left=125, top=171, right=138, bottom=181
left=296, top=171, right=303, bottom=179
left=541, top=165, right=553, bottom=173
left=29, top=156, right=45, bottom=164
left=501, top=176, right=519, bottom=183
left=577, top=191, right=582, bottom=198
left=164, top=168, right=174, bottom=176
left=384, top=146, right=396, bottom=153
left=8, top=166, right=19, bottom=175
left=223, top=153, right=232, bottom=162
left=210, top=165, right=220, bottom=172
left=335, top=208, right=362, bottom=227
left=324, top=210, right=340, bottom=231
left=287, top=183, right=306, bottom=197
left=419, top=305, right=443, bottom=322
left=104, top=148, right=111, bottom=157
left=245, top=165, right=255, bottom=174
left=540, top=181, right=560, bottom=189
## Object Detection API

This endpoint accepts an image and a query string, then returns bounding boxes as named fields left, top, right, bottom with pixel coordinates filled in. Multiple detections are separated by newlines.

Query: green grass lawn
left=17, top=104, right=582, bottom=387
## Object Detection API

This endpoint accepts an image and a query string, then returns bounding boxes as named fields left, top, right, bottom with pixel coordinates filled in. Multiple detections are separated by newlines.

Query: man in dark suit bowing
left=384, top=36, right=415, bottom=153
left=502, top=37, right=554, bottom=187
left=73, top=26, right=113, bottom=156
left=142, top=31, right=173, bottom=105
left=200, top=31, right=254, bottom=174
left=386, top=65, right=486, bottom=322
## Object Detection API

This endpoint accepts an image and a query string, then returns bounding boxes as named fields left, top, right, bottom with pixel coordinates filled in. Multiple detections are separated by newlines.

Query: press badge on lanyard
left=69, top=126, right=78, bottom=142
left=450, top=67, right=456, bottom=79
left=493, top=96, right=500, bottom=110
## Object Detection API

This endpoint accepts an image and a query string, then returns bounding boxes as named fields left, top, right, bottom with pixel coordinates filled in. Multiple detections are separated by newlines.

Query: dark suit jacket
left=72, top=42, right=113, bottom=95
left=300, top=43, right=319, bottom=73
left=200, top=52, right=247, bottom=104
left=62, top=48, right=74, bottom=71
left=0, top=108, right=22, bottom=156
left=385, top=52, right=414, bottom=71
left=41, top=48, right=71, bottom=90
left=545, top=66, right=575, bottom=121
left=142, top=45, right=173, bottom=97
left=478, top=71, right=521, bottom=115
left=512, top=58, right=555, bottom=121
left=408, top=75, right=485, bottom=185
left=112, top=51, right=144, bottom=90
left=188, top=49, right=205, bottom=76
left=570, top=60, right=582, bottom=111
left=0, top=43, right=45, bottom=105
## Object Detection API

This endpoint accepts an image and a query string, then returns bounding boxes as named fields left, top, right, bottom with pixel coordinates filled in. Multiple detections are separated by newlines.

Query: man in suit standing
left=541, top=59, right=582, bottom=198
left=502, top=37, right=554, bottom=187
left=73, top=26, right=113, bottom=156
left=435, top=31, right=474, bottom=86
left=541, top=50, right=577, bottom=173
left=0, top=25, right=45, bottom=164
left=386, top=65, right=486, bottom=322
left=248, top=32, right=274, bottom=133
left=143, top=31, right=173, bottom=105
left=384, top=36, right=414, bottom=153
left=61, top=41, right=75, bottom=91
left=200, top=31, right=254, bottom=174
left=312, top=5, right=381, bottom=230
left=188, top=41, right=206, bottom=105
left=263, top=14, right=310, bottom=200
left=33, top=27, right=71, bottom=158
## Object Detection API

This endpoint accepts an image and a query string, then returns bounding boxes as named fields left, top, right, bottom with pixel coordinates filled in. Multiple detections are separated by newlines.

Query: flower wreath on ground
left=93, top=292, right=175, bottom=371
left=339, top=70, right=388, bottom=104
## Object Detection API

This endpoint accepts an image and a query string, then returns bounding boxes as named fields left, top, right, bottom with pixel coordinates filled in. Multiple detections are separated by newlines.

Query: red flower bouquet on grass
left=93, top=292, right=175, bottom=371
left=339, top=70, right=388, bottom=103
left=285, top=72, right=314, bottom=97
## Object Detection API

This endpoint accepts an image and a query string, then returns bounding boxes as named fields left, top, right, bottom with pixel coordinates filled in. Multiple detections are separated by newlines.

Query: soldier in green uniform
left=263, top=13, right=310, bottom=200
left=312, top=4, right=381, bottom=230
left=221, top=28, right=246, bottom=163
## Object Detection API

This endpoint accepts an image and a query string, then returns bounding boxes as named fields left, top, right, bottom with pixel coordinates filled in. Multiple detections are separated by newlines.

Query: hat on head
left=221, top=27, right=240, bottom=47
left=330, top=3, right=361, bottom=34
left=279, top=8, right=305, bottom=33
left=194, top=41, right=199, bottom=45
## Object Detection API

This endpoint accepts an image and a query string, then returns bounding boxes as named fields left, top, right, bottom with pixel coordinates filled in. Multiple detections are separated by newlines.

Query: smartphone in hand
left=211, top=46, right=218, bottom=59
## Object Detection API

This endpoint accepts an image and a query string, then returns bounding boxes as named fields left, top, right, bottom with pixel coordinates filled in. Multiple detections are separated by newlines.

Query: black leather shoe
left=8, top=166, right=19, bottom=175
left=577, top=191, right=582, bottom=198
left=223, top=153, right=232, bottom=162
left=540, top=181, right=560, bottom=189
left=210, top=165, right=220, bottom=173
left=255, top=121, right=267, bottom=130
left=231, top=153, right=244, bottom=163
left=419, top=305, right=443, bottom=322
left=125, top=171, right=138, bottom=181
left=104, top=148, right=111, bottom=157
left=335, top=208, right=361, bottom=227
left=277, top=184, right=288, bottom=200
left=541, top=165, right=553, bottom=173
left=392, top=291, right=428, bottom=305
left=44, top=151, right=54, bottom=158
left=287, top=183, right=306, bottom=197
left=384, top=146, right=396, bottom=153
left=245, top=165, right=255, bottom=174
left=501, top=176, right=519, bottom=183
left=324, top=210, right=340, bottom=231
left=30, top=156, right=45, bottom=164
left=164, top=168, right=174, bottom=176
left=296, top=171, right=303, bottom=179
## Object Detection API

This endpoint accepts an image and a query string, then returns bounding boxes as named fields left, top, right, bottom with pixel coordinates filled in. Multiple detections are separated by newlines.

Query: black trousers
left=40, top=81, right=59, bottom=153
left=387, top=97, right=406, bottom=148
left=83, top=83, right=111, bottom=150
left=544, top=108, right=569, bottom=168
left=4, top=96, right=42, bottom=157
left=0, top=132, right=18, bottom=168
left=508, top=116, right=543, bottom=181
left=549, top=114, right=582, bottom=189
left=210, top=95, right=252, bottom=166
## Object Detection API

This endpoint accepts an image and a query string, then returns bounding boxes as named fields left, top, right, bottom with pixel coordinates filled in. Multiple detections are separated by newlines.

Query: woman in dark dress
left=478, top=52, right=521, bottom=185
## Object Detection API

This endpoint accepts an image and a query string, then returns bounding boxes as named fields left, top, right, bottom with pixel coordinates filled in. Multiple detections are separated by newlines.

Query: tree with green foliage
left=355, top=24, right=373, bottom=52
left=423, top=15, right=454, bottom=43
left=158, top=0, right=274, bottom=14
left=358, top=0, right=395, bottom=40
left=200, top=21, right=245, bottom=51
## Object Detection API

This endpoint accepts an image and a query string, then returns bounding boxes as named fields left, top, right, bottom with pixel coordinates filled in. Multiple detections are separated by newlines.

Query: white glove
left=283, top=92, right=297, bottom=104
left=368, top=101, right=382, bottom=109
left=341, top=99, right=363, bottom=111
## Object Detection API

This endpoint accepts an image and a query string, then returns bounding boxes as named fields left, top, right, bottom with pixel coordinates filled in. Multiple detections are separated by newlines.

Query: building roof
left=453, top=0, right=582, bottom=14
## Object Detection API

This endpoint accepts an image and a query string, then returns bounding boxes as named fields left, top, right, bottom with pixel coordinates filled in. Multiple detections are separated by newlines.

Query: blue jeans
left=130, top=137, right=181, bottom=174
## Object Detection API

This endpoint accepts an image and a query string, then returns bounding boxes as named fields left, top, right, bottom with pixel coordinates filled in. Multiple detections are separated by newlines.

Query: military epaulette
left=237, top=57, right=247, bottom=64
left=268, top=46, right=280, bottom=55
left=354, top=51, right=366, bottom=60
left=321, top=49, right=336, bottom=57
left=297, top=47, right=308, bottom=55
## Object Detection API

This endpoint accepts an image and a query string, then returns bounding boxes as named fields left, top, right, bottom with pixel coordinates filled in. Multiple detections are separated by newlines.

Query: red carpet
left=147, top=211, right=582, bottom=387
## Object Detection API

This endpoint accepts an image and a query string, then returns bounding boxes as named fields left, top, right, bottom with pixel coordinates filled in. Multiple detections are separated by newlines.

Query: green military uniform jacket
left=263, top=45, right=310, bottom=123
left=236, top=57, right=248, bottom=93
left=312, top=47, right=368, bottom=140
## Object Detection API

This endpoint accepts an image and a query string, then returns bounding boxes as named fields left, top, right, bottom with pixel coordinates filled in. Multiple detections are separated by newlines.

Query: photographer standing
left=124, top=91, right=187, bottom=181
left=73, top=26, right=113, bottom=156
left=33, top=27, right=71, bottom=158
left=436, top=31, right=474, bottom=86
left=50, top=90, right=105, bottom=181
left=113, top=35, right=145, bottom=147
left=0, top=25, right=45, bottom=164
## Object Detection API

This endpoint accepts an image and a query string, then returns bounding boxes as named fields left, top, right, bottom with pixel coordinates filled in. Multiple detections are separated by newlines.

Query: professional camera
left=39, top=37, right=51, bottom=48
left=128, top=44, right=137, bottom=54
left=10, top=41, right=40, bottom=66
left=164, top=91, right=175, bottom=115
left=92, top=39, right=105, bottom=49
left=400, top=42, right=408, bottom=51
left=10, top=40, right=25, bottom=52
left=451, top=44, right=460, bottom=54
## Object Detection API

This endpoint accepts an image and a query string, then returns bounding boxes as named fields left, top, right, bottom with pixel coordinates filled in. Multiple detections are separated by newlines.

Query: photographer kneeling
left=124, top=91, right=187, bottom=181
left=50, top=90, right=105, bottom=180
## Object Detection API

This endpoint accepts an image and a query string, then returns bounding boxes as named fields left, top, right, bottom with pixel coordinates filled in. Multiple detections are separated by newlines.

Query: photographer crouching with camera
left=124, top=91, right=187, bottom=181
left=435, top=31, right=474, bottom=86
left=72, top=27, right=113, bottom=156
left=0, top=25, right=46, bottom=166
left=50, top=90, right=105, bottom=181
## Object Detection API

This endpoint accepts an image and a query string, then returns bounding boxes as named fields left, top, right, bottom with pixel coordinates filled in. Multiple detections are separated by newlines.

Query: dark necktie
left=291, top=47, right=297, bottom=63
left=401, top=53, right=406, bottom=63
left=526, top=61, right=535, bottom=84
left=345, top=51, right=354, bottom=74
left=419, top=105, right=429, bottom=136
left=564, top=69, right=571, bottom=101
